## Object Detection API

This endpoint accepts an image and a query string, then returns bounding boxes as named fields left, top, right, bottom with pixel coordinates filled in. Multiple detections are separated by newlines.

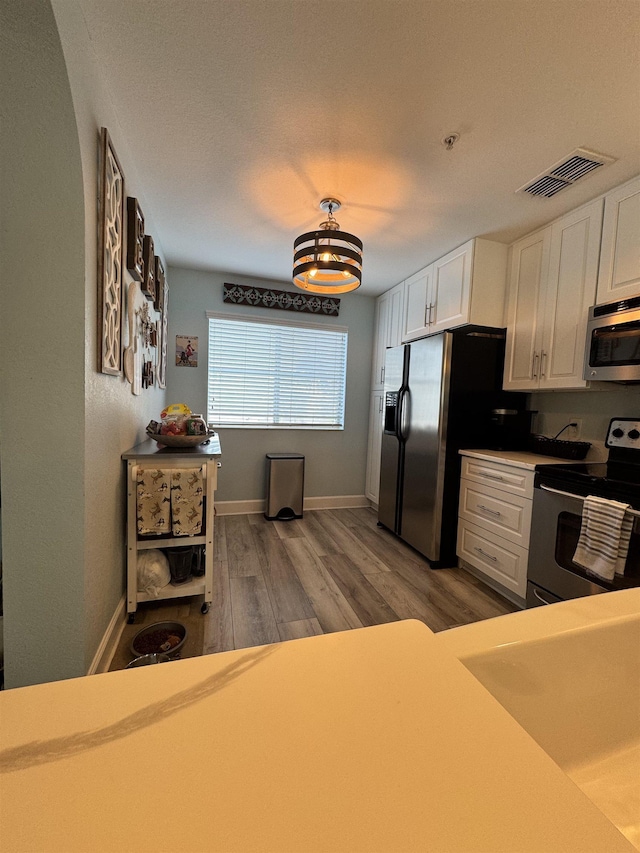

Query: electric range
left=527, top=418, right=640, bottom=606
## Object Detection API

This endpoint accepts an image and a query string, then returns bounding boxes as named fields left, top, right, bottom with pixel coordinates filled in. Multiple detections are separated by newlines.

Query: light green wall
left=51, top=0, right=166, bottom=678
left=0, top=0, right=167, bottom=688
left=1, top=0, right=86, bottom=686
left=165, top=268, right=375, bottom=503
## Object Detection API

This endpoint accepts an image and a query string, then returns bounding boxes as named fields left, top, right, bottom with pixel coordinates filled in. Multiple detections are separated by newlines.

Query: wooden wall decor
left=154, top=256, right=165, bottom=311
left=97, top=127, right=126, bottom=374
left=126, top=197, right=144, bottom=281
left=223, top=282, right=340, bottom=316
left=157, top=278, right=169, bottom=389
left=141, top=235, right=156, bottom=301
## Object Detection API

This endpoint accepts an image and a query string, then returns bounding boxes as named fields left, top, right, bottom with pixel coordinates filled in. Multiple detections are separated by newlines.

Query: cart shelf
left=122, top=437, right=221, bottom=621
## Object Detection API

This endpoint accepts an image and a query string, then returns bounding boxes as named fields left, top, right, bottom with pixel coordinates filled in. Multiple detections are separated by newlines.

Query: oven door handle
left=539, top=484, right=640, bottom=518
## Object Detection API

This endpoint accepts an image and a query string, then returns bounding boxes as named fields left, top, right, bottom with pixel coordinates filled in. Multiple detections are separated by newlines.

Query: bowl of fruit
left=146, top=404, right=213, bottom=447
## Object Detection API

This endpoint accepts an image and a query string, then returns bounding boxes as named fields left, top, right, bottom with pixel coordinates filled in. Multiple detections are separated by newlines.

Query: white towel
left=572, top=495, right=633, bottom=582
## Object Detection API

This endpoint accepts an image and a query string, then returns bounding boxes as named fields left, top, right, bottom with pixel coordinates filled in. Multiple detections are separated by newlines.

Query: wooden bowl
left=146, top=430, right=213, bottom=447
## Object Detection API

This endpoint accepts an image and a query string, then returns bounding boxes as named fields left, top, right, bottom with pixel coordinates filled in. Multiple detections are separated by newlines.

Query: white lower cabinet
left=457, top=522, right=530, bottom=598
left=365, top=390, right=384, bottom=504
left=457, top=455, right=535, bottom=602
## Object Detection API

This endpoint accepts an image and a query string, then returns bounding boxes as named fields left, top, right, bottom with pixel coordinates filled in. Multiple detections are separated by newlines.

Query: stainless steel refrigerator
left=377, top=326, right=526, bottom=566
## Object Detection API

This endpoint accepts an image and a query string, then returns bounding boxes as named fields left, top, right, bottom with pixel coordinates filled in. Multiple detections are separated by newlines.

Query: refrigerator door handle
left=398, top=388, right=411, bottom=441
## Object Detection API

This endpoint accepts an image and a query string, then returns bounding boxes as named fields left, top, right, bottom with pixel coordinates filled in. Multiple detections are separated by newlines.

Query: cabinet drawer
left=458, top=479, right=532, bottom=547
left=461, top=457, right=535, bottom=498
left=456, top=520, right=528, bottom=598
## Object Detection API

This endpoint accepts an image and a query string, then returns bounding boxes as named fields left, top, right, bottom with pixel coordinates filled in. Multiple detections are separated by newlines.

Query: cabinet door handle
left=424, top=303, right=430, bottom=328
left=429, top=302, right=435, bottom=325
left=478, top=504, right=502, bottom=517
left=481, top=472, right=505, bottom=481
left=540, top=350, right=547, bottom=378
left=474, top=546, right=498, bottom=562
left=380, top=365, right=385, bottom=384
left=378, top=396, right=383, bottom=414
left=532, top=350, right=539, bottom=378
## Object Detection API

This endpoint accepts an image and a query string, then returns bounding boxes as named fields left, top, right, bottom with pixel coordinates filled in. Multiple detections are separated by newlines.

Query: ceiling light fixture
left=293, top=198, right=363, bottom=294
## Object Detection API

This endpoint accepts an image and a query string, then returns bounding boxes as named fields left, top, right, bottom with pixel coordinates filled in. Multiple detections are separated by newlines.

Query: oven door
left=527, top=484, right=640, bottom=607
left=583, top=305, right=640, bottom=382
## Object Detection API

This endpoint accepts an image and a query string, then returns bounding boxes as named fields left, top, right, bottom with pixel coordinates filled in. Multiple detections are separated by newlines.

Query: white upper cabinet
left=402, top=238, right=507, bottom=342
left=503, top=198, right=603, bottom=391
left=596, top=175, right=640, bottom=305
left=372, top=282, right=405, bottom=389
left=502, top=228, right=551, bottom=391
left=403, top=265, right=433, bottom=340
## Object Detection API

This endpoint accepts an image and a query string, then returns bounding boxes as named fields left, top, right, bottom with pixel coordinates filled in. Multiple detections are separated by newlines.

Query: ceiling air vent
left=517, top=148, right=616, bottom=198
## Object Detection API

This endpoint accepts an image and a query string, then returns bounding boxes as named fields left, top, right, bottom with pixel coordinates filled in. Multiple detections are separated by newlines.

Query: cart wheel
left=127, top=613, right=135, bottom=624
left=201, top=603, right=210, bottom=615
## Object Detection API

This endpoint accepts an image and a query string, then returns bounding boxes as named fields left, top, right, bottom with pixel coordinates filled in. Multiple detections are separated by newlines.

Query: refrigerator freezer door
left=400, top=334, right=448, bottom=560
left=378, top=346, right=406, bottom=532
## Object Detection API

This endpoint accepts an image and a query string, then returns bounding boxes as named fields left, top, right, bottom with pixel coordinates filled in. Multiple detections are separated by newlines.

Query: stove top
left=536, top=418, right=640, bottom=507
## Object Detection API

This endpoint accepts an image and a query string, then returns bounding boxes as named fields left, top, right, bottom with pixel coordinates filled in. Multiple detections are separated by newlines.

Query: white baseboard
left=215, top=495, right=369, bottom=516
left=87, top=593, right=127, bottom=675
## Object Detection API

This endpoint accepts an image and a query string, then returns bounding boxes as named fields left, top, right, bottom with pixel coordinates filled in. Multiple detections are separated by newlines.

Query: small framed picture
left=176, top=335, right=198, bottom=367
left=141, top=235, right=156, bottom=302
left=126, top=197, right=144, bottom=282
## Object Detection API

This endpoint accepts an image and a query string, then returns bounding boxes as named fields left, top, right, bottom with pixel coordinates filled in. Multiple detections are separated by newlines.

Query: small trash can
left=166, top=547, right=193, bottom=584
left=265, top=453, right=304, bottom=520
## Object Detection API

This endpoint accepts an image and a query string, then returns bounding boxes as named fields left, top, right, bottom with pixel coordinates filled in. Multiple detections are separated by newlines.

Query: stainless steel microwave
left=584, top=296, right=640, bottom=382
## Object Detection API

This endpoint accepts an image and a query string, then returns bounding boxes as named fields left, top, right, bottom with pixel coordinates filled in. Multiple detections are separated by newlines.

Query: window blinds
left=207, top=315, right=347, bottom=428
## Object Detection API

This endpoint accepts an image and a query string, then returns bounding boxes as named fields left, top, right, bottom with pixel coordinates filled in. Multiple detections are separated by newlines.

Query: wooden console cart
left=122, top=436, right=222, bottom=622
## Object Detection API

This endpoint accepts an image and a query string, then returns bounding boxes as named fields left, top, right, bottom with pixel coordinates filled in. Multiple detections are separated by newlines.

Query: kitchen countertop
left=0, top=620, right=632, bottom=852
left=460, top=447, right=581, bottom=469
left=122, top=433, right=222, bottom=459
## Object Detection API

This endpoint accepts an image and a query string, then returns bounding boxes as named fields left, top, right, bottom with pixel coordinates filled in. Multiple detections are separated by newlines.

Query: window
left=207, top=313, right=348, bottom=429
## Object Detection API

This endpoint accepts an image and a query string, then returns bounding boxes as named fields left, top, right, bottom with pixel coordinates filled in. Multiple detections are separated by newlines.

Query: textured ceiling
left=73, top=0, right=640, bottom=295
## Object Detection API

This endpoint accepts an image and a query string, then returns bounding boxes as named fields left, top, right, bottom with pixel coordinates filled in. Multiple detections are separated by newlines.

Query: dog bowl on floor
left=126, top=653, right=172, bottom=668
left=130, top=621, right=187, bottom=658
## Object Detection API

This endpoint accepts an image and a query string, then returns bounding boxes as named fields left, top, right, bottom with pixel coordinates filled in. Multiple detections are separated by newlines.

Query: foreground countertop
left=0, top=621, right=632, bottom=852
left=460, top=447, right=582, bottom=469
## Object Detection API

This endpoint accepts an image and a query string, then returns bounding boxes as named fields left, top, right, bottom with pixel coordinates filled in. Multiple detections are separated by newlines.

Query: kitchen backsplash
left=528, top=385, right=640, bottom=461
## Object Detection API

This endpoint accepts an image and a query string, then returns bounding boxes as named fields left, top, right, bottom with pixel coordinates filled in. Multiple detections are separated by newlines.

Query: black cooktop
left=536, top=460, right=640, bottom=506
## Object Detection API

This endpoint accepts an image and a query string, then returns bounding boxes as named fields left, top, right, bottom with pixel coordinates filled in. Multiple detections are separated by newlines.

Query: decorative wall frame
left=154, top=256, right=165, bottom=312
left=141, top=235, right=156, bottom=302
left=97, top=127, right=126, bottom=374
left=157, top=278, right=169, bottom=389
left=126, top=197, right=144, bottom=281
left=223, top=282, right=340, bottom=316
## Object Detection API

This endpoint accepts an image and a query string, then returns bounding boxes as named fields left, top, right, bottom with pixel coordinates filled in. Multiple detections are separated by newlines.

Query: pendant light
left=293, top=198, right=363, bottom=294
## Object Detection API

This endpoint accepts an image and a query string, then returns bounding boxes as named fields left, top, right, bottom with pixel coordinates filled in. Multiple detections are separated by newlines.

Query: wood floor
left=110, top=508, right=517, bottom=669
left=201, top=506, right=517, bottom=655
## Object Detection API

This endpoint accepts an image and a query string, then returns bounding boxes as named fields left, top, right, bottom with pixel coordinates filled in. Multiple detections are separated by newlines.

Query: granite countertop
left=0, top=620, right=632, bottom=852
left=122, top=433, right=222, bottom=459
left=460, top=447, right=582, bottom=469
